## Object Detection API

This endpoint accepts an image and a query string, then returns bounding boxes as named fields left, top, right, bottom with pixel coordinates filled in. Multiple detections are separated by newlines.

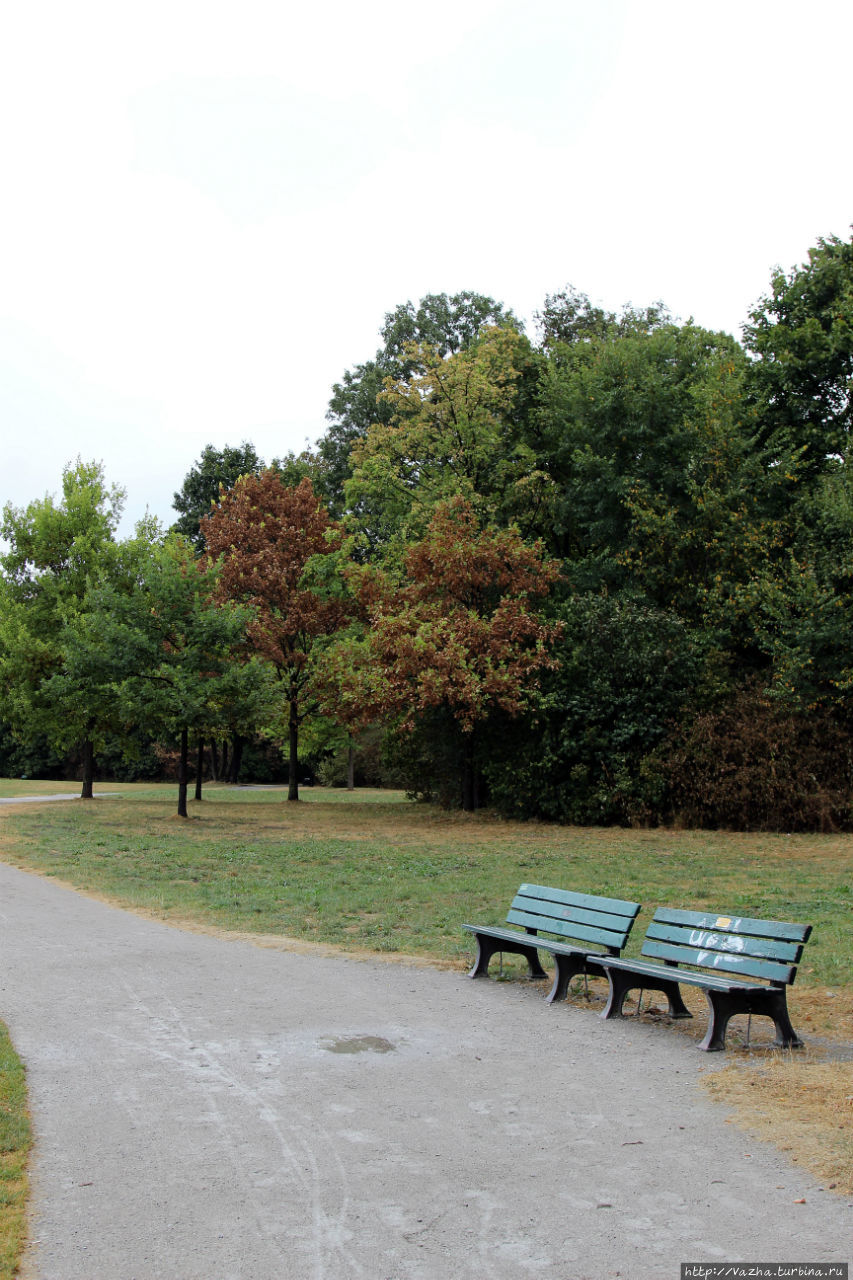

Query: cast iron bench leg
left=767, top=989, right=805, bottom=1049
left=546, top=953, right=586, bottom=1004
left=468, top=934, right=548, bottom=980
left=601, top=970, right=692, bottom=1021
left=698, top=990, right=737, bottom=1052
left=699, top=988, right=804, bottom=1052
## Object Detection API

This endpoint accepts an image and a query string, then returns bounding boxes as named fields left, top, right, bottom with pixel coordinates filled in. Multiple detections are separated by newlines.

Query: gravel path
left=0, top=859, right=850, bottom=1280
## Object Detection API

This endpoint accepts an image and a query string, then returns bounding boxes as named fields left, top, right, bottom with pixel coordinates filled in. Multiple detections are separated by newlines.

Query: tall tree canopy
left=321, top=291, right=519, bottom=515
left=533, top=319, right=750, bottom=587
left=536, top=285, right=670, bottom=350
left=0, top=460, right=126, bottom=797
left=354, top=497, right=561, bottom=809
left=744, top=232, right=853, bottom=478
left=345, top=325, right=541, bottom=551
left=172, top=441, right=265, bottom=551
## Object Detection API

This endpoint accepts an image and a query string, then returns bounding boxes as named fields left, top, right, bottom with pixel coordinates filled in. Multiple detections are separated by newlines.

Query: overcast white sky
left=2, top=0, right=851, bottom=535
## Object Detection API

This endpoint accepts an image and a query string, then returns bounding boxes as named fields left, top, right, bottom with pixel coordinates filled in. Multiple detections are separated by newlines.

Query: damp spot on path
left=321, top=1035, right=396, bottom=1055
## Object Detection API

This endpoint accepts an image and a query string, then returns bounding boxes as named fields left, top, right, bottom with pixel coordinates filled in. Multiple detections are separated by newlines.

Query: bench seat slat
left=653, top=907, right=811, bottom=945
left=640, top=939, right=796, bottom=985
left=461, top=924, right=539, bottom=945
left=595, top=955, right=761, bottom=991
left=646, top=921, right=803, bottom=965
left=461, top=924, right=609, bottom=959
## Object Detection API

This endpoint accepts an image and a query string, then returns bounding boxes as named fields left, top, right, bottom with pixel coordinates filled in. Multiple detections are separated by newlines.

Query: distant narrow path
left=0, top=860, right=850, bottom=1280
left=0, top=793, right=119, bottom=804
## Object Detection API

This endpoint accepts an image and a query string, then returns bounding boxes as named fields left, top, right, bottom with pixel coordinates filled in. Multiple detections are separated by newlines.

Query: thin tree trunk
left=460, top=734, right=479, bottom=812
left=80, top=739, right=95, bottom=800
left=228, top=734, right=243, bottom=785
left=177, top=726, right=189, bottom=818
left=347, top=740, right=355, bottom=792
left=288, top=698, right=299, bottom=802
left=195, top=739, right=204, bottom=802
left=210, top=740, right=220, bottom=781
left=221, top=739, right=229, bottom=783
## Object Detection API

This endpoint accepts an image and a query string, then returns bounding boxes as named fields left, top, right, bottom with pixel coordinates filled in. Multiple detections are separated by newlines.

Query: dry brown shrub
left=659, top=682, right=853, bottom=831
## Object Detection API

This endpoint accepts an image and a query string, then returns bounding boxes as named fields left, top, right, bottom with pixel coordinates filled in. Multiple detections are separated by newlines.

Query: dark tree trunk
left=347, top=740, right=355, bottom=792
left=210, top=739, right=220, bottom=781
left=177, top=726, right=189, bottom=818
left=221, top=739, right=229, bottom=782
left=288, top=698, right=299, bottom=802
left=195, top=739, right=204, bottom=802
left=80, top=739, right=95, bottom=800
left=460, top=735, right=480, bottom=812
left=228, top=734, right=243, bottom=785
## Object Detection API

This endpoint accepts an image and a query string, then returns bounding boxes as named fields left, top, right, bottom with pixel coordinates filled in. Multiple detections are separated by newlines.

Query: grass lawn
left=1, top=781, right=850, bottom=985
left=0, top=1021, right=30, bottom=1280
left=0, top=778, right=851, bottom=1254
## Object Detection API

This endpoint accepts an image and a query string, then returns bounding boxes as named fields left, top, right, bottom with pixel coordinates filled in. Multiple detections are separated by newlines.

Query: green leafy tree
left=172, top=442, right=264, bottom=551
left=345, top=325, right=544, bottom=553
left=321, top=292, right=519, bottom=515
left=751, top=465, right=853, bottom=716
left=74, top=536, right=273, bottom=817
left=485, top=594, right=702, bottom=825
left=534, top=319, right=750, bottom=588
left=535, top=285, right=670, bottom=350
left=0, top=460, right=126, bottom=797
left=616, top=354, right=787, bottom=661
left=312, top=624, right=389, bottom=790
left=744, top=231, right=853, bottom=480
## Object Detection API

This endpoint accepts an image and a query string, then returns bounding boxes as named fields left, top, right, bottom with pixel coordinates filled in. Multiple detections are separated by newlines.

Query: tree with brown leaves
left=355, top=496, right=562, bottom=810
left=202, top=472, right=349, bottom=801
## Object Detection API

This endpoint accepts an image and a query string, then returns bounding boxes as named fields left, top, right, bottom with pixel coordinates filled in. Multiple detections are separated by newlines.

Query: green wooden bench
left=595, top=907, right=813, bottom=1051
left=462, top=884, right=641, bottom=1004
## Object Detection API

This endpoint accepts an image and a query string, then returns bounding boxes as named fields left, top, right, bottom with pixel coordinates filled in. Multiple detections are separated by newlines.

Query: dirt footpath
left=0, top=860, right=849, bottom=1280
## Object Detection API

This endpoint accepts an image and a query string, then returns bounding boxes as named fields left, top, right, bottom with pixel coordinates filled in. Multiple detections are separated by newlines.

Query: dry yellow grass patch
left=703, top=1057, right=853, bottom=1195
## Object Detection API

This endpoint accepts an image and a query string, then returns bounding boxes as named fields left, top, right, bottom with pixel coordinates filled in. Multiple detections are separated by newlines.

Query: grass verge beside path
left=1, top=782, right=850, bottom=986
left=0, top=1021, right=30, bottom=1280
left=1, top=780, right=851, bottom=1201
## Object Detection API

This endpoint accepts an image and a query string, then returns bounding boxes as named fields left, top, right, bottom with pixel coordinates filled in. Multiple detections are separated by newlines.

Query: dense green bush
left=484, top=595, right=702, bottom=824
left=0, top=723, right=69, bottom=781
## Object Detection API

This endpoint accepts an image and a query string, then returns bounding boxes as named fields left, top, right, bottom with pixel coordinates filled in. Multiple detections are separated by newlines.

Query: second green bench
left=462, top=884, right=641, bottom=1004
left=595, top=907, right=812, bottom=1051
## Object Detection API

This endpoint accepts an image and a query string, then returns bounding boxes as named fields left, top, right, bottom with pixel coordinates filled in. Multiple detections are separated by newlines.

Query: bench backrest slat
left=647, top=921, right=804, bottom=966
left=510, top=899, right=640, bottom=936
left=640, top=907, right=811, bottom=986
left=507, top=908, right=633, bottom=951
left=503, top=886, right=641, bottom=952
left=518, top=884, right=641, bottom=916
left=642, top=939, right=797, bottom=985
left=653, top=907, right=811, bottom=945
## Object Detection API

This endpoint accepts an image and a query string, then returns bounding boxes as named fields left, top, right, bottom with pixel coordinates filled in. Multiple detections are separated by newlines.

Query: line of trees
left=2, top=231, right=853, bottom=828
